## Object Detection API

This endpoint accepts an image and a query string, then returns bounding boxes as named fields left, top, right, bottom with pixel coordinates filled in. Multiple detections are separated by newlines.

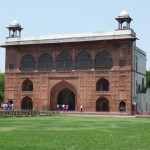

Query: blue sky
left=0, top=0, right=149, bottom=72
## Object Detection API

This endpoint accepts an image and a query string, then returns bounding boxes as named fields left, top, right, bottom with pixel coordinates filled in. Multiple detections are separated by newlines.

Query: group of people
left=57, top=104, right=69, bottom=111
left=56, top=104, right=83, bottom=112
left=0, top=103, right=14, bottom=111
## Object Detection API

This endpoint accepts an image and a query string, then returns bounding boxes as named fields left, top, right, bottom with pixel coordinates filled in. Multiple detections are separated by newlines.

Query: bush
left=146, top=71, right=150, bottom=88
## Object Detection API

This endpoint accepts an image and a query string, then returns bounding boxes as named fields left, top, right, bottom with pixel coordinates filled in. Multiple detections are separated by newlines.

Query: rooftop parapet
left=2, top=29, right=136, bottom=47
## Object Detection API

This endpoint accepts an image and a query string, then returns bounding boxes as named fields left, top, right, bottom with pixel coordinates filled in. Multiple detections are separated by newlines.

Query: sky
left=0, top=0, right=150, bottom=72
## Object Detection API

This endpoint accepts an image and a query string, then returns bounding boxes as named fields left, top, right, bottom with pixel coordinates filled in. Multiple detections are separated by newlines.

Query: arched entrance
left=21, top=96, right=33, bottom=110
left=96, top=97, right=109, bottom=112
left=119, top=101, right=126, bottom=112
left=58, top=88, right=75, bottom=110
left=50, top=81, right=77, bottom=110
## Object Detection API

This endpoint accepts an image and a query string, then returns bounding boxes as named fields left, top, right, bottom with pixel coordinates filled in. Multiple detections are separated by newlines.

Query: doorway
left=58, top=88, right=75, bottom=110
left=21, top=96, right=33, bottom=110
left=96, top=97, right=109, bottom=112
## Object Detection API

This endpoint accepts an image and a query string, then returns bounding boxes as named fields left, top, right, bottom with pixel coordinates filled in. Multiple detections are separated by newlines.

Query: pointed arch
left=50, top=80, right=77, bottom=110
left=96, top=97, right=109, bottom=112
left=119, top=101, right=126, bottom=112
left=22, top=79, right=33, bottom=91
left=21, top=96, right=33, bottom=110
left=96, top=78, right=109, bottom=91
left=95, top=50, right=112, bottom=68
left=56, top=52, right=72, bottom=70
left=75, top=51, right=92, bottom=69
left=38, top=53, right=53, bottom=71
left=21, top=54, right=36, bottom=71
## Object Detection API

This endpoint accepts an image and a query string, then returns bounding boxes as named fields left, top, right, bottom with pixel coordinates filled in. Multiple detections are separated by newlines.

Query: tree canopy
left=146, top=70, right=150, bottom=88
left=0, top=73, right=4, bottom=102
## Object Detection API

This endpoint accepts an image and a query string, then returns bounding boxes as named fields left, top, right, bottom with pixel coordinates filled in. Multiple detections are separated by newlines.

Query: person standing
left=57, top=104, right=59, bottom=111
left=80, top=104, right=83, bottom=112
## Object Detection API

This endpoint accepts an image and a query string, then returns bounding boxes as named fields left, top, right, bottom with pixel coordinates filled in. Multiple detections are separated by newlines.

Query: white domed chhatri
left=119, top=10, right=129, bottom=18
left=9, top=20, right=21, bottom=27
left=7, top=20, right=23, bottom=37
left=116, top=10, right=132, bottom=30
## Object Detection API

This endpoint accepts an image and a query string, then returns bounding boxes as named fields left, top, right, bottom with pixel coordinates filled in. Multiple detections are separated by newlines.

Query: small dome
left=118, top=10, right=129, bottom=18
left=9, top=20, right=21, bottom=27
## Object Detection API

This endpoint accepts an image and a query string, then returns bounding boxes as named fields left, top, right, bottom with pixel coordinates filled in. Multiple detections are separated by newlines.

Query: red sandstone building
left=1, top=10, right=147, bottom=113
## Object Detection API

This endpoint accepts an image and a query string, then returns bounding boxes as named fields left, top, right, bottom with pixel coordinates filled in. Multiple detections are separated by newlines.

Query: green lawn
left=0, top=115, right=150, bottom=150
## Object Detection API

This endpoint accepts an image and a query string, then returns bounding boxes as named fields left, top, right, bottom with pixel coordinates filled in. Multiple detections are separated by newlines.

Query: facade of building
left=1, top=10, right=147, bottom=113
left=132, top=47, right=147, bottom=112
left=138, top=88, right=150, bottom=113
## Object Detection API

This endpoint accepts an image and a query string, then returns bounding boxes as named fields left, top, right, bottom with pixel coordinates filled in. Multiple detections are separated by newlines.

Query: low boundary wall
left=0, top=110, right=60, bottom=117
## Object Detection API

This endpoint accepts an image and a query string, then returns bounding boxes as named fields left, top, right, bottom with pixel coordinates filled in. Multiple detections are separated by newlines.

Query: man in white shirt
left=80, top=105, right=83, bottom=112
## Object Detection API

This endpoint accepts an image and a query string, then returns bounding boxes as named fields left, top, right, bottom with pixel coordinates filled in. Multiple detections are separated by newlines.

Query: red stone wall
left=4, top=40, right=133, bottom=112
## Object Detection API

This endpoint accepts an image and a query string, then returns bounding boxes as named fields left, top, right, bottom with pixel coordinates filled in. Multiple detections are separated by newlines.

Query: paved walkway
left=60, top=111, right=135, bottom=117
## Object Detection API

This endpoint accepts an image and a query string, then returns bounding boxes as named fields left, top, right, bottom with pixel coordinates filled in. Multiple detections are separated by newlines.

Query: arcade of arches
left=18, top=50, right=128, bottom=112
left=3, top=14, right=137, bottom=113
left=20, top=79, right=127, bottom=112
left=20, top=50, right=112, bottom=72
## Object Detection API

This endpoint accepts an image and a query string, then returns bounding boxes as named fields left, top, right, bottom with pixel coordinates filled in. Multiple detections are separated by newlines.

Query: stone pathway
left=60, top=111, right=135, bottom=117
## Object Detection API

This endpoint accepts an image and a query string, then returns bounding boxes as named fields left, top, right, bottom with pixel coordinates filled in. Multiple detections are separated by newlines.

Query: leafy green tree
left=146, top=70, right=150, bottom=88
left=0, top=73, right=4, bottom=103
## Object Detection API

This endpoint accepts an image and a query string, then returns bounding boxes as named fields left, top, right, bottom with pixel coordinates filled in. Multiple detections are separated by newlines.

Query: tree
left=0, top=73, right=4, bottom=103
left=146, top=70, right=150, bottom=88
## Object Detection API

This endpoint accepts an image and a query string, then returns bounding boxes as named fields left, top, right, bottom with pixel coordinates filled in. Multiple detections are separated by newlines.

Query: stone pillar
left=118, top=22, right=121, bottom=29
left=35, top=47, right=38, bottom=72
left=118, top=22, right=122, bottom=29
left=52, top=45, right=56, bottom=71
left=72, top=48, right=76, bottom=70
left=91, top=48, right=95, bottom=70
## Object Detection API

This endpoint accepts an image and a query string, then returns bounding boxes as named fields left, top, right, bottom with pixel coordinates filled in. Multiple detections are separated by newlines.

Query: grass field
left=0, top=115, right=150, bottom=150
